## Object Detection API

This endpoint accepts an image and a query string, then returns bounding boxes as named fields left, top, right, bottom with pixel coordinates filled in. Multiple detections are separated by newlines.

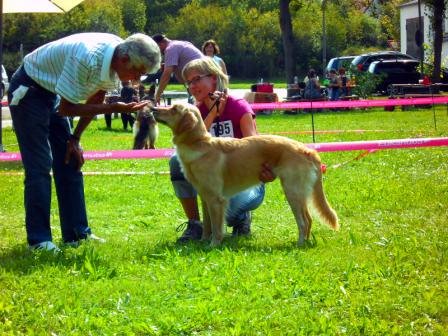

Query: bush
left=351, top=68, right=384, bottom=98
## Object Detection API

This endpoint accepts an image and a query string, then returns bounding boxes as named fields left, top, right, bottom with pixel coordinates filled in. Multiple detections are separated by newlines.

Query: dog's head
left=138, top=103, right=157, bottom=124
left=152, top=103, right=206, bottom=138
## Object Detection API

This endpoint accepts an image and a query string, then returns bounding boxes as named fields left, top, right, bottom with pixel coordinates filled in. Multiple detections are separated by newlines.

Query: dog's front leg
left=201, top=199, right=212, bottom=241
left=205, top=197, right=227, bottom=247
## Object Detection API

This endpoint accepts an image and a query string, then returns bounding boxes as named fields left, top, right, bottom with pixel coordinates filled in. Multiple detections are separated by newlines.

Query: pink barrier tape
left=0, top=149, right=175, bottom=162
left=251, top=96, right=448, bottom=110
left=307, top=137, right=448, bottom=152
left=0, top=171, right=171, bottom=176
left=263, top=129, right=386, bottom=135
left=1, top=137, right=447, bottom=162
left=82, top=149, right=175, bottom=160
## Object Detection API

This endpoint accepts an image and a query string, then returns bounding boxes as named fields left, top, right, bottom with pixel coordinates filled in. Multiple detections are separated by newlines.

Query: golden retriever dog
left=152, top=103, right=339, bottom=247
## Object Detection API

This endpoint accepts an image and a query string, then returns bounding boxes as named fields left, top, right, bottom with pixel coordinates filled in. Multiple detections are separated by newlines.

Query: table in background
left=162, top=91, right=189, bottom=105
left=244, top=92, right=278, bottom=115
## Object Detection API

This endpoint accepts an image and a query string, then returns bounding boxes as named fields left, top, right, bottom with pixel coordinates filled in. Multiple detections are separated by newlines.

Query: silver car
left=2, top=65, right=10, bottom=98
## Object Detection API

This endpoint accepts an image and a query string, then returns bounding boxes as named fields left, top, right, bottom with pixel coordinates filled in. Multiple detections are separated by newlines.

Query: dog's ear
left=175, top=107, right=199, bottom=134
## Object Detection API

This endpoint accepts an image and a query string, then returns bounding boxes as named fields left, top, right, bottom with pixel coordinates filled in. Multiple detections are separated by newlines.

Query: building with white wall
left=399, top=0, right=447, bottom=63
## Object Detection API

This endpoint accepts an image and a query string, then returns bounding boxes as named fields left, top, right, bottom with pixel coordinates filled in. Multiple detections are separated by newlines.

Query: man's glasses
left=186, top=74, right=211, bottom=87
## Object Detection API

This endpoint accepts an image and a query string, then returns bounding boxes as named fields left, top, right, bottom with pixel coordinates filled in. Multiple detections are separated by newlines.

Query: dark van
left=368, top=59, right=420, bottom=94
left=352, top=51, right=416, bottom=72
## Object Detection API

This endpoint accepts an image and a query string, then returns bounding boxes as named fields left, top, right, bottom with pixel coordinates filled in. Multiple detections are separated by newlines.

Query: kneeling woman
left=169, top=57, right=274, bottom=242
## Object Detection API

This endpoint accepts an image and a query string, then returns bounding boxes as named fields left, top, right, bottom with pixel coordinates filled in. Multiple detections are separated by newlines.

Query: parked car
left=352, top=51, right=416, bottom=72
left=368, top=59, right=420, bottom=94
left=1, top=65, right=9, bottom=99
left=326, top=56, right=356, bottom=73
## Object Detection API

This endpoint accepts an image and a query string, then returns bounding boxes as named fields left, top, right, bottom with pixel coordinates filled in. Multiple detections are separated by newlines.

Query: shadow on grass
left=0, top=161, right=23, bottom=171
left=140, top=232, right=318, bottom=260
left=0, top=235, right=319, bottom=275
left=0, top=244, right=117, bottom=279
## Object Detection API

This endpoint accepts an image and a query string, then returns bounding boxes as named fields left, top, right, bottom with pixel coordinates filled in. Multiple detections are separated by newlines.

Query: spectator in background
left=120, top=81, right=138, bottom=130
left=303, top=69, right=322, bottom=100
left=328, top=69, right=341, bottom=101
left=151, top=34, right=204, bottom=104
left=338, top=67, right=348, bottom=97
left=201, top=39, right=227, bottom=75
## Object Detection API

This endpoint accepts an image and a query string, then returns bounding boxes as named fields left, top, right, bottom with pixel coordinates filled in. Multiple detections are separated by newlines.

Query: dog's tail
left=312, top=169, right=339, bottom=230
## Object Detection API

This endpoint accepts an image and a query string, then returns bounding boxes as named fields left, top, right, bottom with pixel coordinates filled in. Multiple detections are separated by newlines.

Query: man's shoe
left=87, top=233, right=106, bottom=243
left=232, top=212, right=252, bottom=237
left=176, top=220, right=203, bottom=243
left=29, top=241, right=61, bottom=253
left=65, top=233, right=106, bottom=247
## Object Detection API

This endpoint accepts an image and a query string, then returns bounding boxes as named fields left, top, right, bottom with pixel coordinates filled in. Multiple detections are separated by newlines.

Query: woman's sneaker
left=232, top=213, right=252, bottom=236
left=176, top=220, right=203, bottom=243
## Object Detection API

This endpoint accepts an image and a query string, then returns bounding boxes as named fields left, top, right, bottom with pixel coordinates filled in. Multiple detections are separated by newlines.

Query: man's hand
left=259, top=163, right=276, bottom=183
left=64, top=135, right=84, bottom=171
left=114, top=101, right=150, bottom=112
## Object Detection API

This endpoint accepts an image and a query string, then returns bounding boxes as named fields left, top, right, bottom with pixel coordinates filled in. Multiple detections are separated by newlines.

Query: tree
left=144, top=0, right=191, bottom=34
left=279, top=0, right=296, bottom=84
left=165, top=0, right=280, bottom=78
left=120, top=0, right=147, bottom=34
left=424, top=0, right=447, bottom=81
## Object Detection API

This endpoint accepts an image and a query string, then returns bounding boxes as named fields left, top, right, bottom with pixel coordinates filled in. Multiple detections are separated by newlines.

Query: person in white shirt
left=7, top=32, right=160, bottom=251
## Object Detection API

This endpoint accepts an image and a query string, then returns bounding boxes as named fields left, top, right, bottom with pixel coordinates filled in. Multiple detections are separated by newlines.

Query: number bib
left=210, top=120, right=234, bottom=138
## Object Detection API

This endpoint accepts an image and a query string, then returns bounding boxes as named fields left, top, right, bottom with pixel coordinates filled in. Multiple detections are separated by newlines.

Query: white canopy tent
left=0, top=0, right=84, bottom=151
left=3, top=0, right=83, bottom=13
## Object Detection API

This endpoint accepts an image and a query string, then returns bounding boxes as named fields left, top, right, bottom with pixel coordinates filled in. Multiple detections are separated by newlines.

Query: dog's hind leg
left=280, top=177, right=313, bottom=247
left=304, top=207, right=312, bottom=240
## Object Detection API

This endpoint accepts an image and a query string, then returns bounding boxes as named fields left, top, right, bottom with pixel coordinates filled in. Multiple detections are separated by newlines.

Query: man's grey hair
left=116, top=33, right=161, bottom=74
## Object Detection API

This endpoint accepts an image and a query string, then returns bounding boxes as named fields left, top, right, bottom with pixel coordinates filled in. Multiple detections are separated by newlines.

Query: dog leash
left=208, top=92, right=223, bottom=137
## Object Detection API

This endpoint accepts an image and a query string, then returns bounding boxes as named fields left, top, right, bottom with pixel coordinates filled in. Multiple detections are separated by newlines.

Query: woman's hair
left=182, top=57, right=229, bottom=91
left=308, top=69, right=316, bottom=78
left=116, top=33, right=161, bottom=74
left=201, top=39, right=220, bottom=55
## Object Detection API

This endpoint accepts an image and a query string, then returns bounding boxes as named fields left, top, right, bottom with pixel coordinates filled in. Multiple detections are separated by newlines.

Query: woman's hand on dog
left=259, top=163, right=276, bottom=183
left=65, top=136, right=85, bottom=171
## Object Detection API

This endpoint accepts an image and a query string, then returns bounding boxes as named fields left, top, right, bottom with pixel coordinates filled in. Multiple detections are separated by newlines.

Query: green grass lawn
left=0, top=106, right=447, bottom=335
left=165, top=79, right=287, bottom=91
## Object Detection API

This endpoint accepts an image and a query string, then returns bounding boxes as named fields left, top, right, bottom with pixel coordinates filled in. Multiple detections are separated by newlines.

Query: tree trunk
left=430, top=0, right=445, bottom=82
left=279, top=0, right=295, bottom=84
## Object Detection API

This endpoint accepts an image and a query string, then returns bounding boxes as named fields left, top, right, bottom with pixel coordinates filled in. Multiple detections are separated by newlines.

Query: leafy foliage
left=1, top=102, right=447, bottom=334
left=0, top=0, right=411, bottom=80
left=351, top=69, right=384, bottom=98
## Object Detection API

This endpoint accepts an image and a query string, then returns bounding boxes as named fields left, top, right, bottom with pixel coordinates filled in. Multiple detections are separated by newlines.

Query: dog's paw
left=297, top=236, right=317, bottom=249
left=209, top=238, right=223, bottom=248
left=201, top=233, right=211, bottom=241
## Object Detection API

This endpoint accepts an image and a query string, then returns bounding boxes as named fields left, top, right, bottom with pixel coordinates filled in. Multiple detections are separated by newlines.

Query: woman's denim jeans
left=169, top=154, right=265, bottom=225
left=7, top=66, right=91, bottom=245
